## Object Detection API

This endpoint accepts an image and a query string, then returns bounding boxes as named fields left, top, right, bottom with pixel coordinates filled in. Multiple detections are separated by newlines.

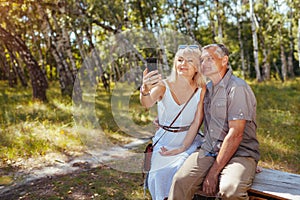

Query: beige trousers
left=168, top=149, right=257, bottom=200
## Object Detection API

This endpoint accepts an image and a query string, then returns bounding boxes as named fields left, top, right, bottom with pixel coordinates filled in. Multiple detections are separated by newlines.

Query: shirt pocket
left=212, top=99, right=227, bottom=120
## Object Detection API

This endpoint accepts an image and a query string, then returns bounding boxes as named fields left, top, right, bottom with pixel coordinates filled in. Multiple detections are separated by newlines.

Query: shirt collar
left=206, top=68, right=232, bottom=93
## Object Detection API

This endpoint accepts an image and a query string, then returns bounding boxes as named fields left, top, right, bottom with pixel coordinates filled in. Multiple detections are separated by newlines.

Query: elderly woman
left=140, top=45, right=206, bottom=200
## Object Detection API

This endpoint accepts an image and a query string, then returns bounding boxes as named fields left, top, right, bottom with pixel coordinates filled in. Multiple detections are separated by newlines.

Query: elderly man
left=168, top=44, right=260, bottom=200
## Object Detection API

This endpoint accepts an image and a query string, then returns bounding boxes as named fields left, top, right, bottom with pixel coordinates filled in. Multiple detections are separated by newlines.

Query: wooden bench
left=194, top=168, right=300, bottom=200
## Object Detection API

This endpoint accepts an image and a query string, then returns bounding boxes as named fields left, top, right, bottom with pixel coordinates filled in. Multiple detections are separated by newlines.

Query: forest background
left=0, top=0, right=300, bottom=199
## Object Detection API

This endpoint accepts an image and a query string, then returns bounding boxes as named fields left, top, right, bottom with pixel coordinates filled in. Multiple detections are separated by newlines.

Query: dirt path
left=0, top=138, right=149, bottom=198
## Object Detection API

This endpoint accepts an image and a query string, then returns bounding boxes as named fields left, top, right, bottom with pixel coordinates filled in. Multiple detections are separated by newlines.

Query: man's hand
left=202, top=171, right=219, bottom=197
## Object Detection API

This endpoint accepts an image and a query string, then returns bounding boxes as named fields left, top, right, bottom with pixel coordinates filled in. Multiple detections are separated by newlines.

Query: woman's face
left=175, top=54, right=198, bottom=78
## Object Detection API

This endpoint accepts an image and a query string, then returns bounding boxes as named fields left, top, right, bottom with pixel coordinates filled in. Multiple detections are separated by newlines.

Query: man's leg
left=219, top=157, right=257, bottom=200
left=168, top=150, right=215, bottom=200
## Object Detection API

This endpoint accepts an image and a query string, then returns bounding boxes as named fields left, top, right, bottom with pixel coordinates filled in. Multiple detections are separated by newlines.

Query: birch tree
left=287, top=10, right=295, bottom=78
left=236, top=0, right=246, bottom=78
left=249, top=0, right=262, bottom=82
left=298, top=18, right=300, bottom=69
left=214, top=0, right=223, bottom=43
left=256, top=1, right=273, bottom=80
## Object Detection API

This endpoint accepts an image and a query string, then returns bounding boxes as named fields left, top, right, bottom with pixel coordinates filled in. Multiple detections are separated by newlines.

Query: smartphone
left=146, top=57, right=157, bottom=72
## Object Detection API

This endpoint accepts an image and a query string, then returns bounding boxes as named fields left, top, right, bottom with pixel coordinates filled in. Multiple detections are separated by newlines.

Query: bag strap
left=152, top=87, right=199, bottom=147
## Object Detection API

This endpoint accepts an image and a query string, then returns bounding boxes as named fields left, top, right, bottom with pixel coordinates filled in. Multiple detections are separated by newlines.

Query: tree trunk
left=51, top=12, right=75, bottom=95
left=287, top=10, right=295, bottom=78
left=136, top=0, right=146, bottom=29
left=237, top=0, right=246, bottom=78
left=261, top=39, right=271, bottom=80
left=273, top=61, right=282, bottom=81
left=39, top=5, right=74, bottom=97
left=288, top=40, right=295, bottom=78
left=249, top=0, right=262, bottom=82
left=32, top=32, right=48, bottom=84
left=85, top=25, right=110, bottom=92
left=278, top=24, right=287, bottom=82
left=5, top=46, right=28, bottom=87
left=182, top=0, right=196, bottom=41
left=0, top=45, right=10, bottom=81
left=288, top=8, right=295, bottom=78
left=2, top=45, right=17, bottom=87
left=209, top=9, right=217, bottom=43
left=95, top=51, right=110, bottom=91
left=6, top=51, right=18, bottom=87
left=73, top=29, right=97, bottom=85
left=247, top=52, right=251, bottom=76
left=280, top=42, right=287, bottom=81
left=50, top=42, right=73, bottom=95
left=62, top=26, right=82, bottom=102
left=8, top=65, right=17, bottom=87
left=11, top=51, right=28, bottom=87
left=0, top=25, right=48, bottom=101
left=298, top=18, right=300, bottom=69
left=214, top=0, right=223, bottom=43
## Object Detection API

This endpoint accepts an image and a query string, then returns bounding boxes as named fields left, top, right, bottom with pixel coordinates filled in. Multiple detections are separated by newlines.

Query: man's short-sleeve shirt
left=202, top=69, right=260, bottom=162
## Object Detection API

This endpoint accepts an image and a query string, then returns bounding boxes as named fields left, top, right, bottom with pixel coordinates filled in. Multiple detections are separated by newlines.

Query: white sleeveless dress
left=147, top=81, right=202, bottom=200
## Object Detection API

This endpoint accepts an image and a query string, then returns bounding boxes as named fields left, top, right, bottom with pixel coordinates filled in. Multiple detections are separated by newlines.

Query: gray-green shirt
left=201, top=69, right=260, bottom=162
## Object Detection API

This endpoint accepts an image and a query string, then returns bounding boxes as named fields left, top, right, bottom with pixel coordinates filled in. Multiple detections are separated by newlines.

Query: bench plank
left=250, top=168, right=300, bottom=200
left=194, top=168, right=300, bottom=200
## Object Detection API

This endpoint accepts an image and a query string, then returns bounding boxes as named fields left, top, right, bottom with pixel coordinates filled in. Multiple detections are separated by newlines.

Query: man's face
left=200, top=47, right=224, bottom=77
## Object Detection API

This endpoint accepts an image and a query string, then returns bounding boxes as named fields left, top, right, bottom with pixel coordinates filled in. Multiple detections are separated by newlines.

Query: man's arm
left=202, top=119, right=246, bottom=196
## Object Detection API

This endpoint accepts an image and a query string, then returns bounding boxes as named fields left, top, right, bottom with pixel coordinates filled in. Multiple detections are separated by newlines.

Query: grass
left=0, top=77, right=299, bottom=199
left=1, top=164, right=150, bottom=200
left=251, top=79, right=300, bottom=172
left=0, top=82, right=83, bottom=165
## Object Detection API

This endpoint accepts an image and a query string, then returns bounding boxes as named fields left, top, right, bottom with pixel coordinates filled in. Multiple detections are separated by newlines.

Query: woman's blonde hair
left=167, top=47, right=205, bottom=87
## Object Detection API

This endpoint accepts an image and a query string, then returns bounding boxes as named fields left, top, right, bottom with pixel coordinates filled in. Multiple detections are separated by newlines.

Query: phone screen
left=146, top=57, right=157, bottom=72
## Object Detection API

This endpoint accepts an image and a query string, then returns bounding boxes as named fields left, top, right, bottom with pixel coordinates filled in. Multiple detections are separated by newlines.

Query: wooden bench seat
left=249, top=168, right=300, bottom=200
left=194, top=168, right=300, bottom=200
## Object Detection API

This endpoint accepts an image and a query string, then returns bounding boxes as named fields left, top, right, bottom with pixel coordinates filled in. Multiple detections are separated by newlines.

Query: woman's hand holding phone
left=141, top=68, right=162, bottom=96
left=147, top=62, right=157, bottom=72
